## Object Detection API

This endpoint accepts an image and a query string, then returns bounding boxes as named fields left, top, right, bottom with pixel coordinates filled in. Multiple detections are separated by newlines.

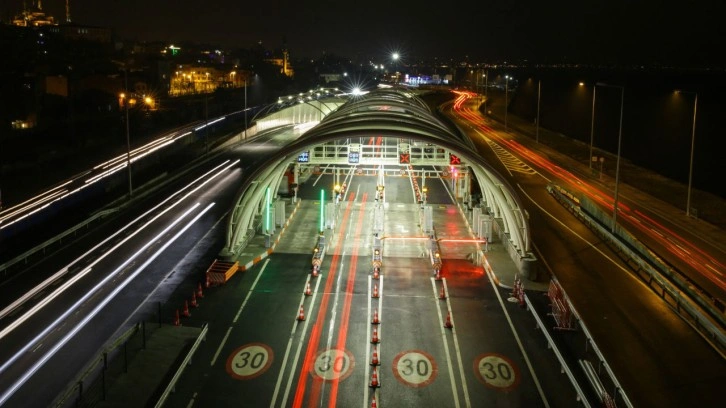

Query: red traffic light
left=449, top=154, right=461, bottom=165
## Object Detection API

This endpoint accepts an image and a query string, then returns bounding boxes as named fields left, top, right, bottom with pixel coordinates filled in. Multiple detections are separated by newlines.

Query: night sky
left=3, top=1, right=726, bottom=65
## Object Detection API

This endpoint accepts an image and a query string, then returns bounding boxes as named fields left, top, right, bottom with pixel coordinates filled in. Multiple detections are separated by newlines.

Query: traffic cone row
left=176, top=280, right=211, bottom=325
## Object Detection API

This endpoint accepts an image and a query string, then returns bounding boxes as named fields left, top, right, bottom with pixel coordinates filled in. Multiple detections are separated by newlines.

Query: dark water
left=482, top=67, right=726, bottom=198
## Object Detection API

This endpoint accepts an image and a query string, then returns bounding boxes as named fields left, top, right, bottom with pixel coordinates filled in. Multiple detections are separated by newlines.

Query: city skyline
left=2, top=0, right=726, bottom=66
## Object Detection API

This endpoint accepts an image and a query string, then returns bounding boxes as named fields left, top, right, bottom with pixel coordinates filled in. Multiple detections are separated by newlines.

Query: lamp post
left=122, top=67, right=133, bottom=198
left=676, top=90, right=698, bottom=217
left=535, top=79, right=541, bottom=143
left=589, top=85, right=597, bottom=170
left=244, top=77, right=248, bottom=140
left=505, top=75, right=510, bottom=132
left=392, top=52, right=400, bottom=85
left=484, top=70, right=488, bottom=113
left=595, top=82, right=625, bottom=233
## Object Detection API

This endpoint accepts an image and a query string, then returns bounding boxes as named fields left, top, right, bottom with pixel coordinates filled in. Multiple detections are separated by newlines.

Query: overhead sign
left=348, top=151, right=360, bottom=164
left=298, top=151, right=310, bottom=163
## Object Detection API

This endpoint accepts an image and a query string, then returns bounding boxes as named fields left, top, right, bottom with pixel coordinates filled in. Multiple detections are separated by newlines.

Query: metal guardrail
left=523, top=294, right=591, bottom=407
left=154, top=323, right=208, bottom=408
left=547, top=183, right=726, bottom=355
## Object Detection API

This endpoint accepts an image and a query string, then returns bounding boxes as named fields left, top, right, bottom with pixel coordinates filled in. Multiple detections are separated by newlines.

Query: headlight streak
left=451, top=96, right=726, bottom=293
left=3, top=126, right=200, bottom=230
left=0, top=160, right=238, bottom=334
left=0, top=202, right=214, bottom=406
left=0, top=202, right=199, bottom=377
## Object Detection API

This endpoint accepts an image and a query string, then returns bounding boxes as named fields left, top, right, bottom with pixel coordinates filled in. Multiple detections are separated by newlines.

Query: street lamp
left=122, top=68, right=133, bottom=198
left=535, top=79, right=541, bottom=143
left=505, top=75, right=510, bottom=132
left=589, top=84, right=597, bottom=170
left=675, top=90, right=698, bottom=217
left=594, top=82, right=625, bottom=233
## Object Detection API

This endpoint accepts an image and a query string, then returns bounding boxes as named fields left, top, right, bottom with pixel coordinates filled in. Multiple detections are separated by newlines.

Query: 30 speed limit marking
left=311, top=348, right=355, bottom=382
left=392, top=350, right=438, bottom=387
left=473, top=353, right=520, bottom=391
left=226, top=343, right=274, bottom=380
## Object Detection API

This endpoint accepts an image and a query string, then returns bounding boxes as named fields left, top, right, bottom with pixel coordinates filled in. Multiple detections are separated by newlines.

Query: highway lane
left=443, top=92, right=726, bottom=407
left=0, top=127, right=307, bottom=407
left=162, top=169, right=582, bottom=407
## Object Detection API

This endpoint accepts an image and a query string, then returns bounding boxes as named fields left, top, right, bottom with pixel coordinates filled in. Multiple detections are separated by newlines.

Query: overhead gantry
left=222, top=88, right=535, bottom=275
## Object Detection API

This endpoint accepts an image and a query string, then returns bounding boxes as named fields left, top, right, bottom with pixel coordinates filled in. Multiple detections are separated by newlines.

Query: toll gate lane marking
left=473, top=353, right=520, bottom=391
left=443, top=278, right=471, bottom=406
left=392, top=350, right=438, bottom=387
left=226, top=343, right=274, bottom=380
left=430, top=277, right=461, bottom=408
left=483, top=258, right=550, bottom=407
left=270, top=274, right=323, bottom=407
left=210, top=258, right=270, bottom=367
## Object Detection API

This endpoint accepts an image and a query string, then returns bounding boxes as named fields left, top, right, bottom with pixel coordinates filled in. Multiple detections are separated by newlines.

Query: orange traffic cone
left=370, top=367, right=380, bottom=388
left=191, top=291, right=199, bottom=308
left=372, top=283, right=379, bottom=298
left=371, top=326, right=380, bottom=344
left=297, top=305, right=306, bottom=321
left=205, top=274, right=211, bottom=288
left=439, top=286, right=447, bottom=299
left=373, top=268, right=379, bottom=280
left=197, top=282, right=204, bottom=298
left=304, top=282, right=312, bottom=296
left=444, top=311, right=453, bottom=329
left=435, top=269, right=442, bottom=281
left=371, top=345, right=380, bottom=366
left=312, top=266, right=319, bottom=277
left=371, top=395, right=378, bottom=408
left=372, top=308, right=380, bottom=325
left=182, top=300, right=191, bottom=317
left=174, top=310, right=180, bottom=326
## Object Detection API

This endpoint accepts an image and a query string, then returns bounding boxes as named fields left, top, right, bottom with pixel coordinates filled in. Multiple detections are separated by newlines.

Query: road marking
left=392, top=350, right=438, bottom=387
left=270, top=274, right=322, bottom=407
left=473, top=353, right=520, bottom=391
left=226, top=343, right=274, bottom=380
left=431, top=277, right=461, bottom=408
left=210, top=258, right=270, bottom=367
left=311, top=348, right=355, bottom=382
left=443, top=278, right=471, bottom=407
left=482, top=255, right=550, bottom=407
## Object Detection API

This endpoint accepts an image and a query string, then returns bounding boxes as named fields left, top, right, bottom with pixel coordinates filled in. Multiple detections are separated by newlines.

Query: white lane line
left=210, top=258, right=271, bottom=366
left=484, top=265, right=550, bottom=407
left=430, top=277, right=461, bottom=408
left=362, top=275, right=372, bottom=408
left=185, top=391, right=198, bottom=408
left=210, top=327, right=233, bottom=367
left=233, top=258, right=270, bottom=323
left=443, top=278, right=471, bottom=407
left=278, top=274, right=324, bottom=408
